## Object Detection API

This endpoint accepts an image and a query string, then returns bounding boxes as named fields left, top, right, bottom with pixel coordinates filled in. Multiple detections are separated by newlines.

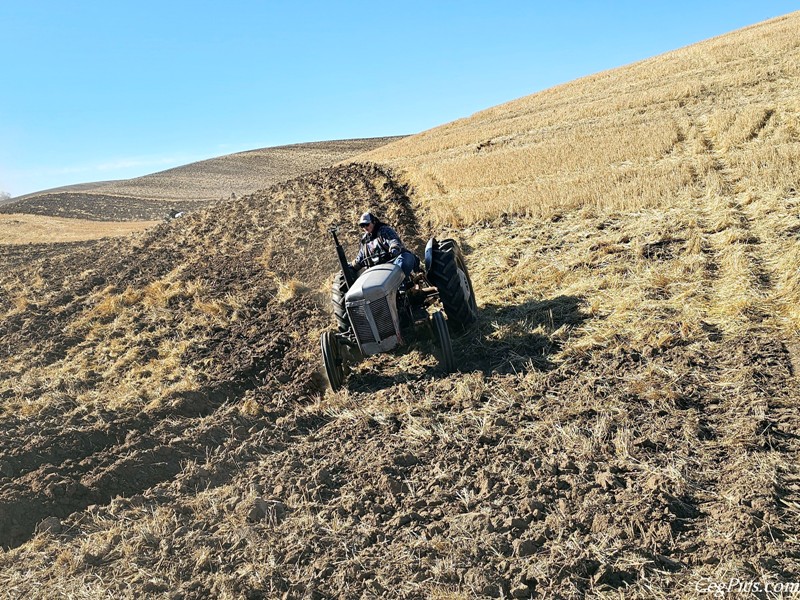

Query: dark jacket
left=354, top=224, right=405, bottom=267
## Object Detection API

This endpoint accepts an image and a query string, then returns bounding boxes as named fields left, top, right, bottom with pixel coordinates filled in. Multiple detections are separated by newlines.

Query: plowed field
left=1, top=162, right=798, bottom=598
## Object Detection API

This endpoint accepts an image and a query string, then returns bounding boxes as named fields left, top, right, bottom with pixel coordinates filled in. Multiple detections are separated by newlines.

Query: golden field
left=0, top=214, right=159, bottom=245
left=361, top=13, right=799, bottom=227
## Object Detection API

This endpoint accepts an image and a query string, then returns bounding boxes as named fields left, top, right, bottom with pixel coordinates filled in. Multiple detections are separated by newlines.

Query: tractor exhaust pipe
left=330, top=227, right=357, bottom=289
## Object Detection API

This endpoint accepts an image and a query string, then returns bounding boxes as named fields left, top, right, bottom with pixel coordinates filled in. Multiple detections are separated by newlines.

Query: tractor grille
left=348, top=297, right=397, bottom=347
left=371, top=296, right=396, bottom=340
left=348, top=304, right=376, bottom=344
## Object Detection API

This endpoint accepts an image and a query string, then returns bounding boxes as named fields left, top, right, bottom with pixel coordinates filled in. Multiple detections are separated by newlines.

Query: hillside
left=362, top=13, right=799, bottom=228
left=1, top=137, right=403, bottom=222
left=1, top=12, right=800, bottom=600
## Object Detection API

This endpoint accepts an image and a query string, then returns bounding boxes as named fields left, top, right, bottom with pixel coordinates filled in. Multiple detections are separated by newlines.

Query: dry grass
left=359, top=12, right=800, bottom=227
left=0, top=214, right=159, bottom=244
left=357, top=12, right=800, bottom=342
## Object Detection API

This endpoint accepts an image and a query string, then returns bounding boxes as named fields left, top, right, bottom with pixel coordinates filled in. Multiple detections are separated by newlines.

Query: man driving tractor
left=350, top=211, right=420, bottom=276
left=322, top=210, right=478, bottom=389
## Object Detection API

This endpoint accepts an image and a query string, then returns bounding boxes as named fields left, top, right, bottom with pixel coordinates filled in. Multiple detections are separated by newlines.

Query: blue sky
left=0, top=1, right=797, bottom=197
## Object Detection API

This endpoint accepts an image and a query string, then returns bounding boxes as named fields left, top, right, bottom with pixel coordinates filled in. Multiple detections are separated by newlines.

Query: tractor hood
left=346, top=263, right=404, bottom=303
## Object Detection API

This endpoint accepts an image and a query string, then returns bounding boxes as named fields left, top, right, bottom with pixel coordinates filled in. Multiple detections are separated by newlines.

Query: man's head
left=359, top=211, right=376, bottom=234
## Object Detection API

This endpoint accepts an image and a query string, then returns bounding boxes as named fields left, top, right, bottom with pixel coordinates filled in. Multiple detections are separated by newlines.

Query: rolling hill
left=1, top=137, right=403, bottom=222
left=1, top=12, right=799, bottom=599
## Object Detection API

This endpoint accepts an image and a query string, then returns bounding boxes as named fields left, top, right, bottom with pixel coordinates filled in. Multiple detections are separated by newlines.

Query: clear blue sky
left=1, top=1, right=797, bottom=197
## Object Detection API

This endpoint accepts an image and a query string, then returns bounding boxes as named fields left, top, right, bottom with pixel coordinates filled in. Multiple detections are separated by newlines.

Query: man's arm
left=380, top=226, right=403, bottom=256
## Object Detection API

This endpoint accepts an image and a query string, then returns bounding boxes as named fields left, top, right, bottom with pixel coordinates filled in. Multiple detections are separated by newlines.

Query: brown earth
left=1, top=162, right=798, bottom=599
left=2, top=12, right=800, bottom=600
left=0, top=192, right=196, bottom=222
left=0, top=163, right=419, bottom=548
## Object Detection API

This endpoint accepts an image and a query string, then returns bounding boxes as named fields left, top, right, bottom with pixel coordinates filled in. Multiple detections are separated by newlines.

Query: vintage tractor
left=320, top=228, right=478, bottom=390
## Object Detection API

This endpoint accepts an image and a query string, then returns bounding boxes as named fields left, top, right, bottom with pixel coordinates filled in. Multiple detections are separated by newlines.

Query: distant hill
left=9, top=181, right=119, bottom=203
left=1, top=137, right=404, bottom=221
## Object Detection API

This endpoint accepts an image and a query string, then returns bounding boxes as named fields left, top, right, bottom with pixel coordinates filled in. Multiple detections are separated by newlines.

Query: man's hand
left=390, top=247, right=401, bottom=258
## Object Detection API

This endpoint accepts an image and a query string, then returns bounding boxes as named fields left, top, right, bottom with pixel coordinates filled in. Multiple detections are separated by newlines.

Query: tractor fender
left=424, top=237, right=437, bottom=273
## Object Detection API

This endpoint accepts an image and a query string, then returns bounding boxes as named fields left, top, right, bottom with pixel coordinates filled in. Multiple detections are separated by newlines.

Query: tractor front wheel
left=431, top=310, right=455, bottom=373
left=321, top=330, right=346, bottom=390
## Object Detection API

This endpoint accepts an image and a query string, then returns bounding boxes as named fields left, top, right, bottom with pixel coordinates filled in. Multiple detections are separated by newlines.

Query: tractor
left=320, top=228, right=478, bottom=390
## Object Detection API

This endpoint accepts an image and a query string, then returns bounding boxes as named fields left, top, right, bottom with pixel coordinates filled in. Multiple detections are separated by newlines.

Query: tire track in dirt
left=695, top=116, right=774, bottom=296
left=744, top=108, right=775, bottom=143
left=0, top=412, right=128, bottom=482
left=675, top=112, right=800, bottom=572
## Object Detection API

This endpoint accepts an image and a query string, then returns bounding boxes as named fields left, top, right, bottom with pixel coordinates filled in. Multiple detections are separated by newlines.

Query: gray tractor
left=320, top=228, right=478, bottom=390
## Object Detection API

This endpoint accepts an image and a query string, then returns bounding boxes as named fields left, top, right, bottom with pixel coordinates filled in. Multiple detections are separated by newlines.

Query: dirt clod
left=35, top=516, right=61, bottom=535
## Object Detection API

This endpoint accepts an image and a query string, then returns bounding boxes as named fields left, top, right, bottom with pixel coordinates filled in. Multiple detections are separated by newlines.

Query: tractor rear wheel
left=427, top=239, right=478, bottom=332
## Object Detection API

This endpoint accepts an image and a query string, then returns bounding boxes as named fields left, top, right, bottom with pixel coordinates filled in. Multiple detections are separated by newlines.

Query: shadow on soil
left=347, top=295, right=587, bottom=392
left=465, top=294, right=587, bottom=374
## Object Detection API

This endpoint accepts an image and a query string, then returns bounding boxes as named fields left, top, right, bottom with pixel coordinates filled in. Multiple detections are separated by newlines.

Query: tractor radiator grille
left=349, top=304, right=376, bottom=344
left=370, top=297, right=396, bottom=340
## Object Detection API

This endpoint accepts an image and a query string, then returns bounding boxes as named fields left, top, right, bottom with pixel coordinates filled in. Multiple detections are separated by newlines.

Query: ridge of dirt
left=0, top=162, right=417, bottom=551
